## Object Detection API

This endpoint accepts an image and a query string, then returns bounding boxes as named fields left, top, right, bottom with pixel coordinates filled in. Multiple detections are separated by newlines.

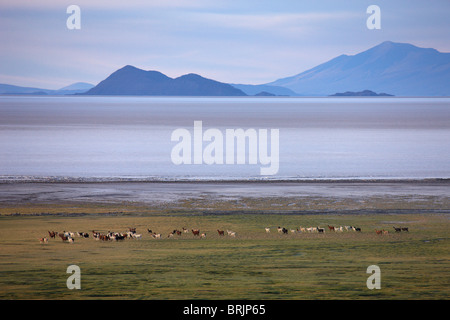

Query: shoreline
left=1, top=177, right=449, bottom=184
left=2, top=209, right=449, bottom=217
left=1, top=180, right=449, bottom=217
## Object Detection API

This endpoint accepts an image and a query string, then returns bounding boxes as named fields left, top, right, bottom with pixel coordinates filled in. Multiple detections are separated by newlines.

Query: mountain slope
left=229, top=83, right=301, bottom=96
left=268, top=41, right=450, bottom=96
left=84, top=65, right=246, bottom=96
left=0, top=82, right=95, bottom=95
left=58, top=82, right=94, bottom=91
left=0, top=84, right=52, bottom=94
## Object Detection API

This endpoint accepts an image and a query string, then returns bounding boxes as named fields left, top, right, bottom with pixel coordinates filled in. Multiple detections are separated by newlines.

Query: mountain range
left=0, top=82, right=94, bottom=95
left=83, top=66, right=247, bottom=96
left=268, top=41, right=450, bottom=96
left=1, top=41, right=449, bottom=96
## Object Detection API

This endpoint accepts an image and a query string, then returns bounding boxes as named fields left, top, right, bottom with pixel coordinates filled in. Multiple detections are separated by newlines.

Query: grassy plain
left=0, top=200, right=448, bottom=300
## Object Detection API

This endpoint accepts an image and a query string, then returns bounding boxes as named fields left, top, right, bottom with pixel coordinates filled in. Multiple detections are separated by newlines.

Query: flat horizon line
left=1, top=176, right=449, bottom=184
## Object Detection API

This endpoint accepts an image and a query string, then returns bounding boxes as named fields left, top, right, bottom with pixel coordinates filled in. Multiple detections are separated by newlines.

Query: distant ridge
left=268, top=41, right=450, bottom=96
left=2, top=41, right=449, bottom=97
left=0, top=82, right=94, bottom=95
left=230, top=83, right=300, bottom=96
left=83, top=65, right=247, bottom=96
left=0, top=83, right=52, bottom=95
left=330, top=90, right=393, bottom=97
left=58, top=82, right=94, bottom=91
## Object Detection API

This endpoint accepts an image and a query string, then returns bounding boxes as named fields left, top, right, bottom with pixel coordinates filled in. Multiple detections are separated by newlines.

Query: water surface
left=0, top=96, right=449, bottom=181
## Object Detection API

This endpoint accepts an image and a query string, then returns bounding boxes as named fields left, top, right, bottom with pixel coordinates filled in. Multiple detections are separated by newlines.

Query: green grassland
left=0, top=204, right=448, bottom=300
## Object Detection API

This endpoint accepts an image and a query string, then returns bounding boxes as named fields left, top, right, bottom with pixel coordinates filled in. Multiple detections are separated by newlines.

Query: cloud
left=185, top=11, right=360, bottom=33
left=0, top=0, right=215, bottom=10
left=1, top=1, right=449, bottom=87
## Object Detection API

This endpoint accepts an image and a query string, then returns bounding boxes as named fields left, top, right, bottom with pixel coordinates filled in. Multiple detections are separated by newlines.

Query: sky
left=1, top=0, right=449, bottom=89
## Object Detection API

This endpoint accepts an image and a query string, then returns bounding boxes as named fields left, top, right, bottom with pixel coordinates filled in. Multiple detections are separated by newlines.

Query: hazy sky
left=1, top=0, right=449, bottom=89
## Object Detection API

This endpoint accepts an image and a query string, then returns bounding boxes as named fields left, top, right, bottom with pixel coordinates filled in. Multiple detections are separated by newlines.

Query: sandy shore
left=1, top=180, right=449, bottom=216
